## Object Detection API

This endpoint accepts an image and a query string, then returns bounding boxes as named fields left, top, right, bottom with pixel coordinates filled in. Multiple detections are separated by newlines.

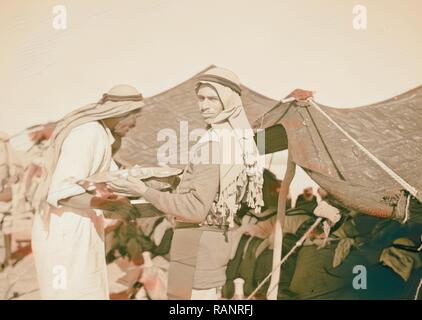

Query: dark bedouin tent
left=118, top=65, right=421, bottom=222
left=116, top=66, right=421, bottom=299
left=253, top=84, right=422, bottom=221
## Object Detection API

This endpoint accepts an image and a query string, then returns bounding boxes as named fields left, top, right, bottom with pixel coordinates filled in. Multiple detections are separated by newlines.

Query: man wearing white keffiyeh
left=194, top=68, right=264, bottom=231
left=31, top=84, right=144, bottom=299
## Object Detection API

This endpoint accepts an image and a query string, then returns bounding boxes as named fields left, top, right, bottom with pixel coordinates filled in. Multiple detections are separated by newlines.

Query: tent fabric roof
left=256, top=85, right=422, bottom=212
left=117, top=65, right=421, bottom=216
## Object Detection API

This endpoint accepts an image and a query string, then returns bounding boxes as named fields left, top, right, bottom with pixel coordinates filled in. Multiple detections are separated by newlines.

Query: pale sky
left=1, top=0, right=421, bottom=201
left=1, top=0, right=421, bottom=135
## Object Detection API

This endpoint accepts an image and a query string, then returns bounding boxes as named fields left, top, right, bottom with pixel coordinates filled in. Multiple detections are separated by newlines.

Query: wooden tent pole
left=247, top=217, right=322, bottom=300
left=267, top=151, right=296, bottom=300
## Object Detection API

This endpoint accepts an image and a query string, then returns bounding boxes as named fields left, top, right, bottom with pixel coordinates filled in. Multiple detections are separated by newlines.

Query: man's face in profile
left=113, top=111, right=138, bottom=137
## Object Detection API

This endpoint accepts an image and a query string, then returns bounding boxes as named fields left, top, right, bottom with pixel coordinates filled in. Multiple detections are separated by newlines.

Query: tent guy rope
left=247, top=217, right=323, bottom=300
left=308, top=98, right=420, bottom=204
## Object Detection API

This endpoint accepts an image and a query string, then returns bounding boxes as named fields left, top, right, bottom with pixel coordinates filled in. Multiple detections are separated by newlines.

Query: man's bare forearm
left=59, top=193, right=95, bottom=210
left=58, top=193, right=139, bottom=221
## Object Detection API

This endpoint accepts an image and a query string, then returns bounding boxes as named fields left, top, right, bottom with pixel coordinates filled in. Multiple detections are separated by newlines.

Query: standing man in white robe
left=31, top=85, right=144, bottom=299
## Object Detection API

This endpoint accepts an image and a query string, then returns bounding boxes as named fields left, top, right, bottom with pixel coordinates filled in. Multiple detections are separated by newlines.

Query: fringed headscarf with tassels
left=195, top=68, right=264, bottom=231
left=32, top=85, right=144, bottom=230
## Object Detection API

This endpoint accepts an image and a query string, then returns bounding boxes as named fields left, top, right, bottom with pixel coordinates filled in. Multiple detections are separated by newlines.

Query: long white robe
left=32, top=121, right=116, bottom=300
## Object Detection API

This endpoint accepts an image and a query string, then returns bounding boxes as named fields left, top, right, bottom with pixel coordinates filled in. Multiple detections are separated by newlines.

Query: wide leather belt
left=174, top=221, right=200, bottom=229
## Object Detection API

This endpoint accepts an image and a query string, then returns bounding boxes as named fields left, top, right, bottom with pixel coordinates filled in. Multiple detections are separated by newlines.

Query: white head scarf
left=195, top=68, right=264, bottom=228
left=32, top=85, right=144, bottom=225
